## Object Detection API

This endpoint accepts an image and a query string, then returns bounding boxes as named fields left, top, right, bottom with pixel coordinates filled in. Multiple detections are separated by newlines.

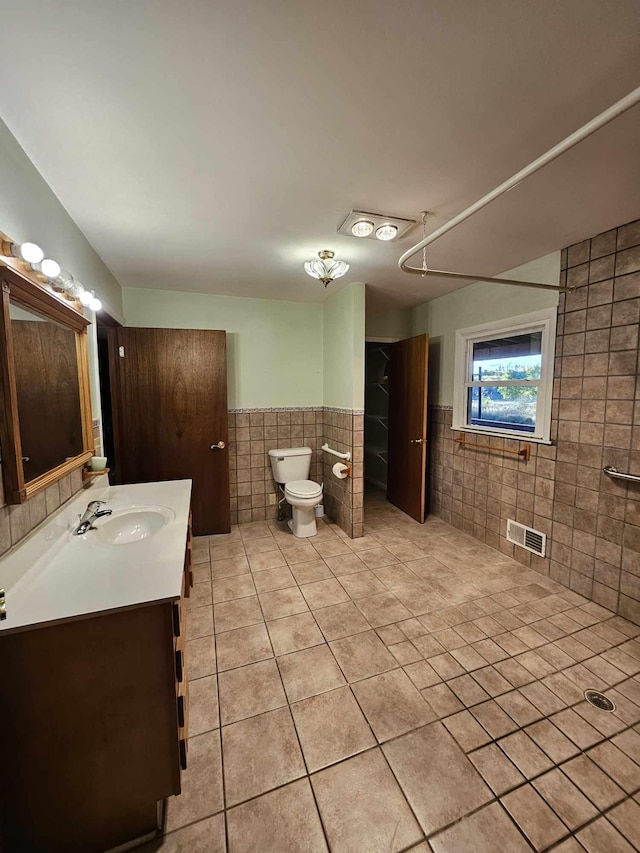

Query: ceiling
left=1, top=0, right=639, bottom=306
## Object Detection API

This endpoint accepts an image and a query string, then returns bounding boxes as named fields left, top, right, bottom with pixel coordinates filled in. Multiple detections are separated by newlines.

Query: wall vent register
left=506, top=519, right=546, bottom=557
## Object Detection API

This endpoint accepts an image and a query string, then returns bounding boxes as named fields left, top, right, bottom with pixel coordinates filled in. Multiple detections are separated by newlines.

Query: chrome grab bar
left=603, top=466, right=640, bottom=483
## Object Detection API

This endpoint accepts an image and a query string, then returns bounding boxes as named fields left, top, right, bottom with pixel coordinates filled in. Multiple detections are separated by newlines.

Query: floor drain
left=584, top=689, right=616, bottom=712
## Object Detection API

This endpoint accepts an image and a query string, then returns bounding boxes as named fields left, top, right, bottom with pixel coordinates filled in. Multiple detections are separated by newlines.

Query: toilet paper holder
left=332, top=461, right=352, bottom=479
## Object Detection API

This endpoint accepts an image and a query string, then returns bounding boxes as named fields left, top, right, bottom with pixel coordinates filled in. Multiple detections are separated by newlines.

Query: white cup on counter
left=90, top=456, right=108, bottom=472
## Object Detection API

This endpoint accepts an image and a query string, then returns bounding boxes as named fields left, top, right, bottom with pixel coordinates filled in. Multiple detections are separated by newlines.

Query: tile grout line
left=180, top=512, right=640, bottom=850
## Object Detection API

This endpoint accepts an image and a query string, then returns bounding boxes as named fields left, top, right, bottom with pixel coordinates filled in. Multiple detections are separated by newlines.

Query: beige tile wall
left=228, top=409, right=323, bottom=526
left=92, top=418, right=102, bottom=456
left=228, top=408, right=364, bottom=538
left=322, top=409, right=364, bottom=539
left=429, top=217, right=640, bottom=624
left=429, top=407, right=552, bottom=565
left=0, top=465, right=85, bottom=558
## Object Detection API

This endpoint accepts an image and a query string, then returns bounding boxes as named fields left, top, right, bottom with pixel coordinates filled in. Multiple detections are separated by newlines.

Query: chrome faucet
left=74, top=500, right=113, bottom=535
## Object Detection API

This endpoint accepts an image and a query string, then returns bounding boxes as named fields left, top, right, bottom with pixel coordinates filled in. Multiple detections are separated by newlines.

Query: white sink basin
left=91, top=506, right=175, bottom=546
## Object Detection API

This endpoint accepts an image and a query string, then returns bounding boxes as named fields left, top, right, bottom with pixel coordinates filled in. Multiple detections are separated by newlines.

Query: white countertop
left=0, top=479, right=192, bottom=635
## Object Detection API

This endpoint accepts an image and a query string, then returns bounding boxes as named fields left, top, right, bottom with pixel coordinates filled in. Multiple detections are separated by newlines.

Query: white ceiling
left=1, top=0, right=639, bottom=306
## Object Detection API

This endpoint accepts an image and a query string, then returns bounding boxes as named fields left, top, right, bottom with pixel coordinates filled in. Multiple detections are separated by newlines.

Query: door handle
left=410, top=438, right=426, bottom=444
left=211, top=441, right=226, bottom=450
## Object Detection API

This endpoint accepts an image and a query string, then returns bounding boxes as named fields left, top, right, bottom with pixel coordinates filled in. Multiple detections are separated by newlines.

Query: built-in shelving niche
left=364, top=342, right=391, bottom=491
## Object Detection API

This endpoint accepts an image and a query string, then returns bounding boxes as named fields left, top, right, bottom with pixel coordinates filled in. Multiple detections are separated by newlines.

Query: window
left=453, top=308, right=557, bottom=443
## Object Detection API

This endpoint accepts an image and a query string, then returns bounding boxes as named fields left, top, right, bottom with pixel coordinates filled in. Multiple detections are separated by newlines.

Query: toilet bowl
left=268, top=446, right=323, bottom=538
left=284, top=479, right=323, bottom=538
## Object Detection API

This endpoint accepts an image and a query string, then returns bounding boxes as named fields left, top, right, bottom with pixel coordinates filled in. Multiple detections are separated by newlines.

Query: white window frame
left=452, top=307, right=557, bottom=444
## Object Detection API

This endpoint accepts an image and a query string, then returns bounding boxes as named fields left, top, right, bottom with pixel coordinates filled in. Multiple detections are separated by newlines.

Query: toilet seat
left=285, top=479, right=323, bottom=500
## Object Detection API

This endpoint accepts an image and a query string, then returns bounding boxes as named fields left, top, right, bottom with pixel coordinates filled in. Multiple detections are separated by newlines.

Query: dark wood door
left=108, top=327, right=230, bottom=535
left=387, top=333, right=429, bottom=523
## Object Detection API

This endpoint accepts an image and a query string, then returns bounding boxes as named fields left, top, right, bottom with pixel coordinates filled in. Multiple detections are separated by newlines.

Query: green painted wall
left=123, top=287, right=324, bottom=409
left=411, top=253, right=561, bottom=406
left=365, top=288, right=412, bottom=340
left=0, top=119, right=124, bottom=322
left=323, top=282, right=366, bottom=410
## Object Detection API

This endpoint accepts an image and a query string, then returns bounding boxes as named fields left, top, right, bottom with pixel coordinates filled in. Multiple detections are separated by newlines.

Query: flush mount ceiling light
left=304, top=250, right=349, bottom=287
left=338, top=210, right=416, bottom=242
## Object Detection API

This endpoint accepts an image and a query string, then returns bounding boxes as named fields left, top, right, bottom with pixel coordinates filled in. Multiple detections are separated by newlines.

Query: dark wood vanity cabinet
left=0, top=528, right=193, bottom=853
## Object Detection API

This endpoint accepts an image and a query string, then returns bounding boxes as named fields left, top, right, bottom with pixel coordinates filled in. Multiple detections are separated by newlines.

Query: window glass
left=468, top=385, right=538, bottom=433
left=471, top=332, right=542, bottom=381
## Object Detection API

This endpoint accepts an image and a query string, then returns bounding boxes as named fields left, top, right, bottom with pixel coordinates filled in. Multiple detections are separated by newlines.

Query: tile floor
left=148, top=492, right=640, bottom=852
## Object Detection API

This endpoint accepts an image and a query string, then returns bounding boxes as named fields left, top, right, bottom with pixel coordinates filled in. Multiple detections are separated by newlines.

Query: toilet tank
left=268, top=446, right=312, bottom=483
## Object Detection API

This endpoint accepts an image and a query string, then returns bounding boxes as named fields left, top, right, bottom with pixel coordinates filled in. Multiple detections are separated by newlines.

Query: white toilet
left=268, top=446, right=323, bottom=538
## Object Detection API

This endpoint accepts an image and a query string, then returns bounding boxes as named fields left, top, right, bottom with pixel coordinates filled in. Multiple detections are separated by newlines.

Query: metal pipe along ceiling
left=399, top=86, right=640, bottom=292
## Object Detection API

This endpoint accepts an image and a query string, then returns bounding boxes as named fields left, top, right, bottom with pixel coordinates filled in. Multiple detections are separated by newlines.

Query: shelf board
left=364, top=447, right=388, bottom=460
left=368, top=347, right=390, bottom=361
left=82, top=467, right=110, bottom=481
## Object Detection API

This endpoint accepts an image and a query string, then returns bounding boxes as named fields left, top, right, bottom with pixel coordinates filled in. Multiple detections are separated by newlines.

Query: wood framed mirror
left=0, top=265, right=93, bottom=504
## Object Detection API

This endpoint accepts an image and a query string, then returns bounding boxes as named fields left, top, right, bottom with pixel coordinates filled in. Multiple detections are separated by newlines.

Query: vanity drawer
left=175, top=622, right=188, bottom=684
left=172, top=601, right=182, bottom=638
left=184, top=511, right=194, bottom=594
left=175, top=648, right=185, bottom=683
left=184, top=553, right=193, bottom=595
left=177, top=674, right=189, bottom=735
left=176, top=669, right=189, bottom=771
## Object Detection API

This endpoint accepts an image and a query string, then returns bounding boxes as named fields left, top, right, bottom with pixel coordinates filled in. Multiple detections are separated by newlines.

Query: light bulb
left=10, top=242, right=45, bottom=264
left=79, top=289, right=93, bottom=305
left=88, top=295, right=102, bottom=312
left=351, top=220, right=374, bottom=238
left=375, top=224, right=398, bottom=241
left=39, top=258, right=62, bottom=279
left=55, top=269, right=74, bottom=291
left=66, top=282, right=83, bottom=300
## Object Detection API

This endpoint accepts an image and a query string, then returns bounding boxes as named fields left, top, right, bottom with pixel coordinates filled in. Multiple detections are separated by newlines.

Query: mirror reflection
left=10, top=302, right=83, bottom=481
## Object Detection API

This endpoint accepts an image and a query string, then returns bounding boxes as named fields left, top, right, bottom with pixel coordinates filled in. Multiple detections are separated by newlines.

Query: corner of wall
left=322, top=281, right=366, bottom=411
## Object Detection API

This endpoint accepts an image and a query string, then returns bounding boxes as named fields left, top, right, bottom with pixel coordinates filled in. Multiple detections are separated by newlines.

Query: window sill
left=450, top=425, right=553, bottom=446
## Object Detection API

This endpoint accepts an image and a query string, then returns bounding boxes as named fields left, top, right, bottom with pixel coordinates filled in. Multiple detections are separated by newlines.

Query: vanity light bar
left=1, top=234, right=104, bottom=313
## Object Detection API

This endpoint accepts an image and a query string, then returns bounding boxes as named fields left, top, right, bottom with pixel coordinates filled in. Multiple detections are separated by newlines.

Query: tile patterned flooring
left=150, top=493, right=640, bottom=852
